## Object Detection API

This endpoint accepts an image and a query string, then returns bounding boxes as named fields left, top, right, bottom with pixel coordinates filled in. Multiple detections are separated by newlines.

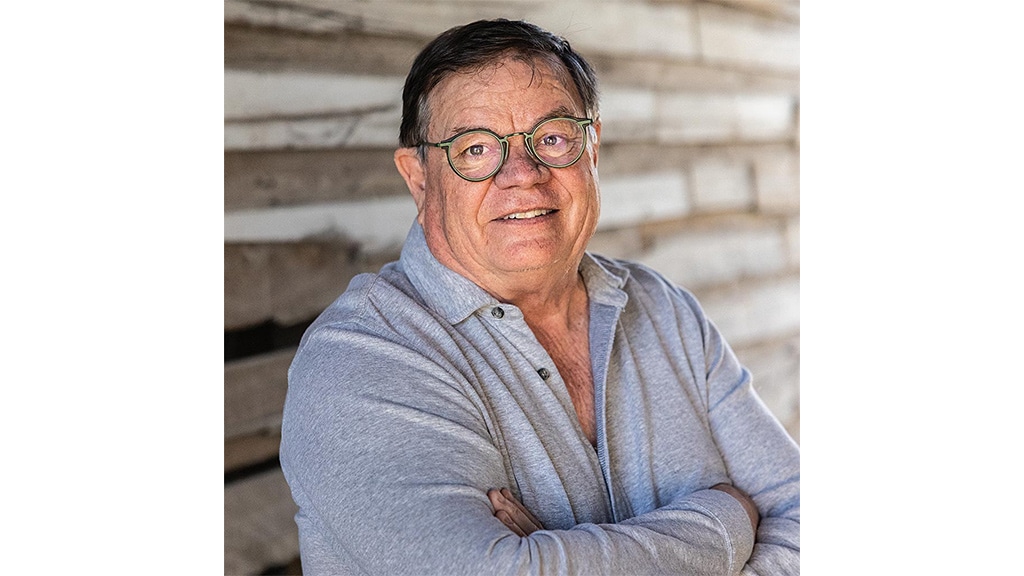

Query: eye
left=451, top=132, right=498, bottom=160
left=540, top=134, right=564, bottom=147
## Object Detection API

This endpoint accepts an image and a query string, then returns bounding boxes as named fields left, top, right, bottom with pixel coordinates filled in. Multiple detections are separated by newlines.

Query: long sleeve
left=281, top=318, right=756, bottom=576
left=701, top=306, right=801, bottom=575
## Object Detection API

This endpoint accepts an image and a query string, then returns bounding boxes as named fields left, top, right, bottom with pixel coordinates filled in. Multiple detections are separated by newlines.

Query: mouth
left=499, top=209, right=556, bottom=221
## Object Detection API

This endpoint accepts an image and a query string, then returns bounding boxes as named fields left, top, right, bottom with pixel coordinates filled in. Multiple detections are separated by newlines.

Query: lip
left=494, top=208, right=558, bottom=222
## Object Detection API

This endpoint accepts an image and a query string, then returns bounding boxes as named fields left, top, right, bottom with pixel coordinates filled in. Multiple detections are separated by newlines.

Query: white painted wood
left=225, top=0, right=700, bottom=59
left=697, top=276, right=800, bottom=347
left=698, top=3, right=799, bottom=70
left=637, top=222, right=790, bottom=289
left=224, top=196, right=418, bottom=253
left=658, top=93, right=795, bottom=142
left=754, top=147, right=800, bottom=211
left=736, top=94, right=795, bottom=139
left=691, top=156, right=754, bottom=212
left=785, top=216, right=799, bottom=268
left=225, top=70, right=403, bottom=120
left=224, top=69, right=403, bottom=149
left=225, top=107, right=401, bottom=150
left=599, top=88, right=658, bottom=142
left=598, top=171, right=689, bottom=229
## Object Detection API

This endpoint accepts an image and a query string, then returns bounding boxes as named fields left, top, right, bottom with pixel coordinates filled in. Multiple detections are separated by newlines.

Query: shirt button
left=537, top=367, right=551, bottom=380
left=491, top=307, right=505, bottom=319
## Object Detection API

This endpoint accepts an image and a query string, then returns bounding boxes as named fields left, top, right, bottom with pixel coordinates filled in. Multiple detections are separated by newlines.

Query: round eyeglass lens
left=531, top=118, right=587, bottom=167
left=448, top=131, right=504, bottom=180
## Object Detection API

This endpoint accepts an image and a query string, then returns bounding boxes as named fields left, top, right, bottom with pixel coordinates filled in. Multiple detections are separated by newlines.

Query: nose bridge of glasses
left=500, top=130, right=538, bottom=162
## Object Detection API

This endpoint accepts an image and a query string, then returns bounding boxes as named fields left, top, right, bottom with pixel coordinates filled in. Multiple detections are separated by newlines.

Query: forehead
left=427, top=56, right=583, bottom=132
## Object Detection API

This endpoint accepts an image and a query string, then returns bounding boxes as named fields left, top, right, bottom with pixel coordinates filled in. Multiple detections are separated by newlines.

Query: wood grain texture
left=225, top=468, right=300, bottom=575
left=226, top=347, right=297, bottom=439
left=226, top=433, right=284, bottom=473
left=225, top=22, right=797, bottom=93
left=225, top=147, right=405, bottom=211
left=225, top=241, right=362, bottom=330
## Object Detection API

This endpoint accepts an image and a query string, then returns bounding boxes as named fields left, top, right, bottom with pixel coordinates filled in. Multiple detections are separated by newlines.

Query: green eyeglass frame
left=418, top=117, right=594, bottom=182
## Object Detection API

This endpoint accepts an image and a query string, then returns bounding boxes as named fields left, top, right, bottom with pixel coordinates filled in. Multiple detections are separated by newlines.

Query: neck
left=442, top=252, right=586, bottom=326
left=497, top=265, right=587, bottom=328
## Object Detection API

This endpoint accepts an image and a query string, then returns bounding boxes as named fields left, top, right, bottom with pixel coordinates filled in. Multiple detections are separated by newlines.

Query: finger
left=487, top=488, right=504, bottom=510
left=492, top=489, right=541, bottom=535
left=496, top=510, right=527, bottom=537
left=501, top=488, right=543, bottom=530
left=490, top=487, right=545, bottom=535
left=490, top=489, right=532, bottom=535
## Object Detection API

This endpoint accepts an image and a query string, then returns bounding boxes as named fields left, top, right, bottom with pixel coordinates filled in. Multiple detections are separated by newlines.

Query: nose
left=493, top=133, right=547, bottom=188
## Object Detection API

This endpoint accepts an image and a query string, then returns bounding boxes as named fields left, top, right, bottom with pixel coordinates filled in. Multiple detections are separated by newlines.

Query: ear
left=394, top=147, right=428, bottom=216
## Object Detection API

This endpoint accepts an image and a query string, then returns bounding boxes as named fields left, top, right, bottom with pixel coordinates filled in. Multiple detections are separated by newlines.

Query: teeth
left=503, top=209, right=552, bottom=220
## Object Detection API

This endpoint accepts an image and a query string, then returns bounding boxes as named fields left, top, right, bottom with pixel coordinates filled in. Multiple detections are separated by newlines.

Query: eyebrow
left=445, top=105, right=581, bottom=138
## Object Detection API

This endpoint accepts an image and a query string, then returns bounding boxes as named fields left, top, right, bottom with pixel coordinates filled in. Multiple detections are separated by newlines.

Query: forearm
left=289, top=455, right=755, bottom=575
left=493, top=485, right=754, bottom=574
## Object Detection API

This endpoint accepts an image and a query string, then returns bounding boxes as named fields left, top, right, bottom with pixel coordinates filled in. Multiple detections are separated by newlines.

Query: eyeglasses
left=419, top=117, right=594, bottom=182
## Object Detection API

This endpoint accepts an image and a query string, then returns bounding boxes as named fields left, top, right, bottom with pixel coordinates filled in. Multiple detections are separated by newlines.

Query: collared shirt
left=281, top=222, right=800, bottom=575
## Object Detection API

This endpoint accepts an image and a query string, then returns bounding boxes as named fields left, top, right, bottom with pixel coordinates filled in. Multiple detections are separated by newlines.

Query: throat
left=528, top=279, right=596, bottom=447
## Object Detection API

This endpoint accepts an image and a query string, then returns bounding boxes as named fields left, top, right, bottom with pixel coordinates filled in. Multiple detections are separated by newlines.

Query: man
left=281, top=18, right=799, bottom=575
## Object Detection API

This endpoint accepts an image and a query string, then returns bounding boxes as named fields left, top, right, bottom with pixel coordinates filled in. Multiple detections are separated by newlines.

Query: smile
left=501, top=209, right=555, bottom=220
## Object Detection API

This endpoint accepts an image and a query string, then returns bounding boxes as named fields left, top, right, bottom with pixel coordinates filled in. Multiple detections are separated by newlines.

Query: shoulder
left=588, top=253, right=707, bottom=321
left=302, top=261, right=429, bottom=343
left=288, top=261, right=472, bottom=392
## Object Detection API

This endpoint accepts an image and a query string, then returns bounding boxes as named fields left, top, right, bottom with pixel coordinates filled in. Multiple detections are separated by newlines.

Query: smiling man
left=281, top=19, right=799, bottom=575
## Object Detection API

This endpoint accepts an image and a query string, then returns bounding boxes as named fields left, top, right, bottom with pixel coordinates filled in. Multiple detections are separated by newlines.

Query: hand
left=488, top=488, right=544, bottom=537
left=711, top=483, right=760, bottom=534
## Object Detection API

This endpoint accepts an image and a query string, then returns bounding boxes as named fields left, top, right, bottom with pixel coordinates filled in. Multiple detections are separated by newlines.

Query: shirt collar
left=400, top=221, right=630, bottom=324
left=400, top=221, right=498, bottom=324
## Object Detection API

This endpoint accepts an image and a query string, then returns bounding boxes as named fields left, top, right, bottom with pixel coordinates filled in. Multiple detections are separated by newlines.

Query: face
left=395, top=57, right=602, bottom=294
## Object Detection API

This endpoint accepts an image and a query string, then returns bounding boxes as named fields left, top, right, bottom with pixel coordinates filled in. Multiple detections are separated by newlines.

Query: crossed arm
left=282, top=326, right=798, bottom=575
left=489, top=484, right=760, bottom=538
left=281, top=258, right=801, bottom=573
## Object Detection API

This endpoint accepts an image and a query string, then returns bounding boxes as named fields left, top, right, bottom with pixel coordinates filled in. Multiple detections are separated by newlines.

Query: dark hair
left=399, top=19, right=599, bottom=148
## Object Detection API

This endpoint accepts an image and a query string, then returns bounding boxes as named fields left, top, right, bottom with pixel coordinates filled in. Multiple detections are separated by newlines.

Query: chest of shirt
left=441, top=303, right=729, bottom=530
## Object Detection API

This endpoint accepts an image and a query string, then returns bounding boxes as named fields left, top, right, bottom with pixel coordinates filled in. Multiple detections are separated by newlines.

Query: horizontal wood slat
left=733, top=335, right=800, bottom=442
left=225, top=468, right=300, bottom=575
left=225, top=22, right=797, bottom=95
left=225, top=147, right=405, bottom=211
left=692, top=273, right=799, bottom=348
left=226, top=347, right=297, bottom=439
left=226, top=432, right=284, bottom=473
left=226, top=23, right=421, bottom=76
left=225, top=241, right=364, bottom=331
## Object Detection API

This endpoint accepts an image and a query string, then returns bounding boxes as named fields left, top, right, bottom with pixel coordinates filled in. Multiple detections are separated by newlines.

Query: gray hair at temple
left=398, top=18, right=600, bottom=149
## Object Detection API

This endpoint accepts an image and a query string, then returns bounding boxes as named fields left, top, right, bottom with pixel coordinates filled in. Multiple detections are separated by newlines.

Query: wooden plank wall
left=224, top=1, right=800, bottom=573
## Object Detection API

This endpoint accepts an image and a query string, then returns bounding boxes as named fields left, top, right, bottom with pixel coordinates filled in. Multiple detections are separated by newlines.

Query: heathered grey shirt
left=281, top=221, right=800, bottom=575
